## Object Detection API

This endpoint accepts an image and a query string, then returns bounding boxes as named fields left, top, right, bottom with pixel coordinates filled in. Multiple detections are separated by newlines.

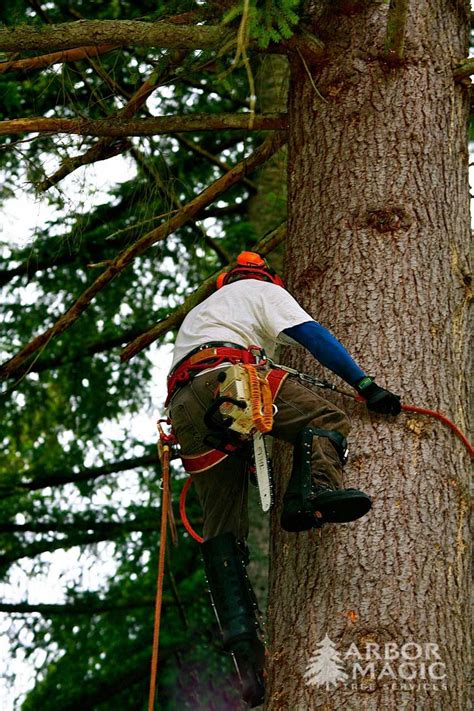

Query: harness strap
left=309, top=427, right=349, bottom=466
left=180, top=368, right=289, bottom=474
left=166, top=345, right=259, bottom=406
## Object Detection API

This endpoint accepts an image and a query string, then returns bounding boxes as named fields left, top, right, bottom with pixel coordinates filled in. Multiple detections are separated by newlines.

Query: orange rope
left=180, top=476, right=204, bottom=543
left=148, top=438, right=171, bottom=711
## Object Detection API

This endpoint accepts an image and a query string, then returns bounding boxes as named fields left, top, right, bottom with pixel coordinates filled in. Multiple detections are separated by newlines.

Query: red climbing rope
left=400, top=403, right=474, bottom=457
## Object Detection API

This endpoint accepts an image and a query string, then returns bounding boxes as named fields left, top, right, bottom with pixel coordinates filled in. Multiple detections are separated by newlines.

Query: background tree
left=0, top=2, right=283, bottom=708
left=0, top=1, right=471, bottom=709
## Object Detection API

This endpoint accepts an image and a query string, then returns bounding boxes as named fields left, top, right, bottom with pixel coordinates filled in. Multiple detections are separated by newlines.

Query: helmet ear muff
left=216, top=272, right=227, bottom=289
left=272, top=273, right=285, bottom=288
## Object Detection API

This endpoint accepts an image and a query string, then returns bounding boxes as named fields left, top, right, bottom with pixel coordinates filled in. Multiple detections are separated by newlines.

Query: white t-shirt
left=170, top=279, right=312, bottom=369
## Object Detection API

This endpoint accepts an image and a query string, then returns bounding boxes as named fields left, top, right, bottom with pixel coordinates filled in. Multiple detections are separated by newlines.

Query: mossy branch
left=385, top=0, right=409, bottom=60
left=0, top=113, right=288, bottom=138
left=0, top=20, right=232, bottom=53
left=453, top=57, right=474, bottom=82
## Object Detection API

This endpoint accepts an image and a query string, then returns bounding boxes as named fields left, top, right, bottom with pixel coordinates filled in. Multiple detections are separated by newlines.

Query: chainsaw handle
left=204, top=396, right=246, bottom=431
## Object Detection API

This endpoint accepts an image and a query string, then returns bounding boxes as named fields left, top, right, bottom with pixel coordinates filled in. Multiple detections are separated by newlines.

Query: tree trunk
left=247, top=54, right=290, bottom=617
left=267, top=2, right=471, bottom=710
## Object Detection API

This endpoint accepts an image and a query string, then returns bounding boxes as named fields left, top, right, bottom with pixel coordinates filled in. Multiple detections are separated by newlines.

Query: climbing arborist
left=165, top=251, right=401, bottom=707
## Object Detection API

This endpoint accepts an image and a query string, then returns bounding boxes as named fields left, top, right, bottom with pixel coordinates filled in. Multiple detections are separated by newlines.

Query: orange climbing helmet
left=216, top=251, right=285, bottom=289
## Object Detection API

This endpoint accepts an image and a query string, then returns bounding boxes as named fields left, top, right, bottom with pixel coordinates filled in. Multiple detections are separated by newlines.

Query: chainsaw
left=203, top=363, right=274, bottom=512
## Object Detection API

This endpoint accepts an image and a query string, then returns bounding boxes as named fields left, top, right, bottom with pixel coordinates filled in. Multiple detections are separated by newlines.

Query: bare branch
left=0, top=454, right=157, bottom=498
left=0, top=44, right=119, bottom=74
left=0, top=113, right=287, bottom=138
left=0, top=133, right=286, bottom=382
left=121, top=221, right=287, bottom=362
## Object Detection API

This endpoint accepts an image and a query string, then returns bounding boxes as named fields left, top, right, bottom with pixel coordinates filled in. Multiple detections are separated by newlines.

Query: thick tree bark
left=267, top=2, right=471, bottom=710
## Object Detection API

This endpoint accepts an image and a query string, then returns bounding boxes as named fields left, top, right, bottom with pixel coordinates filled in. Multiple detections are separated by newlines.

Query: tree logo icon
left=304, top=634, right=349, bottom=688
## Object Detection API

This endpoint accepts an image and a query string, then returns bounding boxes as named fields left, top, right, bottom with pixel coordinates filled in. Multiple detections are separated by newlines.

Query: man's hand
left=355, top=376, right=402, bottom=415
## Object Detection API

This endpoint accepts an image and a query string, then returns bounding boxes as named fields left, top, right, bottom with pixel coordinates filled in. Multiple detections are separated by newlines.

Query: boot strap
left=309, top=427, right=348, bottom=465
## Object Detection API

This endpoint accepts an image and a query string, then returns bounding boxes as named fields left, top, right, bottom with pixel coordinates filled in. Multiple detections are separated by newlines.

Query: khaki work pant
left=168, top=366, right=350, bottom=540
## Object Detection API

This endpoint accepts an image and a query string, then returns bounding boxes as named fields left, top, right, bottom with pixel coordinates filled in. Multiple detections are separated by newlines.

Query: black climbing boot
left=281, top=426, right=372, bottom=532
left=201, top=532, right=265, bottom=708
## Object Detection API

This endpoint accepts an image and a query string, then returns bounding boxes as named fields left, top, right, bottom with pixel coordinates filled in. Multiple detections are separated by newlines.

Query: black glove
left=355, top=376, right=402, bottom=415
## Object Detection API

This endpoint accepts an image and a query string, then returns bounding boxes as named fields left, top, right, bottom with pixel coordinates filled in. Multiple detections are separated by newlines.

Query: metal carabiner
left=248, top=345, right=267, bottom=365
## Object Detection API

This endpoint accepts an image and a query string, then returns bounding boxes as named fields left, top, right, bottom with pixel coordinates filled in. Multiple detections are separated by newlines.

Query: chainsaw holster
left=280, top=426, right=372, bottom=532
left=201, top=532, right=265, bottom=708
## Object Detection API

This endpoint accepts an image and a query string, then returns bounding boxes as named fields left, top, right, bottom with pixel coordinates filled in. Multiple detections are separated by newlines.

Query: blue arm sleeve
left=282, top=321, right=366, bottom=386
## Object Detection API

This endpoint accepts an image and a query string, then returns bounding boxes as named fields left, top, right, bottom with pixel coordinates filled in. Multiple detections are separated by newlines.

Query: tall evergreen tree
left=0, top=1, right=471, bottom=708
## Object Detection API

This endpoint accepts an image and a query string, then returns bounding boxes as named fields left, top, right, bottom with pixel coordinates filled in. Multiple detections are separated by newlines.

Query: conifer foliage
left=0, top=0, right=291, bottom=707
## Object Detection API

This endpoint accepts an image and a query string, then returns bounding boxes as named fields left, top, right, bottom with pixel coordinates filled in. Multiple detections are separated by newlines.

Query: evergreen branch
left=0, top=518, right=159, bottom=534
left=0, top=113, right=288, bottom=138
left=0, top=453, right=157, bottom=497
left=174, top=133, right=257, bottom=193
left=453, top=57, right=474, bottom=81
left=38, top=49, right=189, bottom=191
left=4, top=326, right=150, bottom=379
left=0, top=598, right=159, bottom=614
left=0, top=21, right=233, bottom=54
left=384, top=0, right=409, bottom=60
left=0, top=225, right=135, bottom=288
left=0, top=132, right=286, bottom=382
left=0, top=200, right=243, bottom=291
left=37, top=640, right=196, bottom=711
left=128, top=146, right=232, bottom=266
left=0, top=528, right=151, bottom=566
left=0, top=514, right=202, bottom=534
left=121, top=220, right=287, bottom=361
left=0, top=44, right=119, bottom=74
